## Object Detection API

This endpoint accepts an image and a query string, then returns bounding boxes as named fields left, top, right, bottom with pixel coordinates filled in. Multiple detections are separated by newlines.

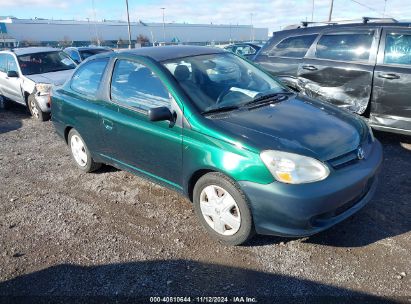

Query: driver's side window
left=110, top=59, right=171, bottom=112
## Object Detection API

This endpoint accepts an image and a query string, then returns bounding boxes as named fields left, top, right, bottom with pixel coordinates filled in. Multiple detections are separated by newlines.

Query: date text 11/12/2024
left=149, top=296, right=257, bottom=303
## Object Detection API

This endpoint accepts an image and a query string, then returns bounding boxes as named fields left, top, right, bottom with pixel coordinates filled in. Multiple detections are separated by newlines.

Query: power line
left=349, top=0, right=393, bottom=18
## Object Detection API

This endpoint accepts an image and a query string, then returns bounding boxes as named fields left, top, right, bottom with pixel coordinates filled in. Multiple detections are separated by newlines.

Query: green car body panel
left=52, top=46, right=382, bottom=237
left=52, top=51, right=274, bottom=194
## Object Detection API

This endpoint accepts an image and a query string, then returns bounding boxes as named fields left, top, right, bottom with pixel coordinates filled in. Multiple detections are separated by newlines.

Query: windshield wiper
left=201, top=105, right=240, bottom=115
left=243, top=92, right=294, bottom=109
left=46, top=67, right=74, bottom=73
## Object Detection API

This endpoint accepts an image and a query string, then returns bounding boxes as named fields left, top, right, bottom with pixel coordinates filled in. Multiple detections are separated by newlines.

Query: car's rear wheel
left=193, top=172, right=255, bottom=246
left=28, top=94, right=50, bottom=121
left=68, top=129, right=101, bottom=172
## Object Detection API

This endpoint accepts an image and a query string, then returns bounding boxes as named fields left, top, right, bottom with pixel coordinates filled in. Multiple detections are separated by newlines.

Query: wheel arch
left=187, top=169, right=217, bottom=202
left=24, top=91, right=30, bottom=106
left=64, top=126, right=74, bottom=144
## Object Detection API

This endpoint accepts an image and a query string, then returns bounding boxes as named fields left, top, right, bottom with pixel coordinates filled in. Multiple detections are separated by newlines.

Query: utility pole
left=383, top=0, right=387, bottom=18
left=229, top=23, right=232, bottom=44
left=161, top=8, right=166, bottom=44
left=328, top=0, right=334, bottom=22
left=86, top=17, right=92, bottom=45
left=125, top=0, right=132, bottom=49
left=91, top=0, right=100, bottom=46
left=250, top=13, right=254, bottom=42
left=311, top=0, right=315, bottom=22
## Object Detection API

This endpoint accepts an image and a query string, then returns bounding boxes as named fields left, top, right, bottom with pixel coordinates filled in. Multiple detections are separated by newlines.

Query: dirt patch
left=0, top=104, right=410, bottom=300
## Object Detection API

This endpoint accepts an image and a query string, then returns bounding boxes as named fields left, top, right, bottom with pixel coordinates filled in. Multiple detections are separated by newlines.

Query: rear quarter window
left=315, top=31, right=375, bottom=62
left=267, top=34, right=317, bottom=58
left=71, top=58, right=108, bottom=96
left=384, top=32, right=411, bottom=65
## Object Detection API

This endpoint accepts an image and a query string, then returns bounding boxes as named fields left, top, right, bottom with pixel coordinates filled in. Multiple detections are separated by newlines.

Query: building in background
left=0, top=17, right=268, bottom=48
left=0, top=21, right=17, bottom=49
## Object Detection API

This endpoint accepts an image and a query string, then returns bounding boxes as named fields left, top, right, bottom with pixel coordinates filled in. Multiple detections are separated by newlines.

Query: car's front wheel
left=68, top=129, right=101, bottom=173
left=28, top=94, right=50, bottom=121
left=193, top=172, right=255, bottom=246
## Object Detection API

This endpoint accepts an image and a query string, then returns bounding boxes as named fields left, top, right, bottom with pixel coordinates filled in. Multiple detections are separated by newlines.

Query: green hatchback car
left=52, top=46, right=382, bottom=245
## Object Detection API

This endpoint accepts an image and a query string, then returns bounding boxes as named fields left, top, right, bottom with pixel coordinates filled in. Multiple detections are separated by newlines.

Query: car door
left=253, top=33, right=318, bottom=90
left=102, top=57, right=183, bottom=188
left=297, top=27, right=379, bottom=114
left=0, top=54, right=8, bottom=98
left=4, top=54, right=25, bottom=104
left=66, top=58, right=110, bottom=157
left=369, top=27, right=411, bottom=133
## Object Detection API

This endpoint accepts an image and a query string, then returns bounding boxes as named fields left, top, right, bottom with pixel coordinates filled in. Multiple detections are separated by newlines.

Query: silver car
left=0, top=47, right=76, bottom=121
left=63, top=46, right=112, bottom=64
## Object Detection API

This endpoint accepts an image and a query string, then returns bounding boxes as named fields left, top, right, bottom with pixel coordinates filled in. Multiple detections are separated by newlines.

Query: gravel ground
left=0, top=104, right=410, bottom=303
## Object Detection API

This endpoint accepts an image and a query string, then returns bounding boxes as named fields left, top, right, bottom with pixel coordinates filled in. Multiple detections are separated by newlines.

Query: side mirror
left=7, top=70, right=19, bottom=78
left=148, top=106, right=173, bottom=122
left=73, top=59, right=81, bottom=65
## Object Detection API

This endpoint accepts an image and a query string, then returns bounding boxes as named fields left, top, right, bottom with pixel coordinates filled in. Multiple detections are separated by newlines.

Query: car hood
left=208, top=95, right=366, bottom=161
left=25, top=69, right=74, bottom=86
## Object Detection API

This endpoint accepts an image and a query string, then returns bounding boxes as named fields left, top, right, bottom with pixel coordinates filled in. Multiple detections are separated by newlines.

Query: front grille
left=328, top=139, right=374, bottom=170
left=328, top=149, right=359, bottom=169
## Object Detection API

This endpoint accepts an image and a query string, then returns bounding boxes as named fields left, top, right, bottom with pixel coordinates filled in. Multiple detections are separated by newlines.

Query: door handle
left=378, top=73, right=400, bottom=80
left=302, top=65, right=318, bottom=71
left=102, top=118, right=114, bottom=131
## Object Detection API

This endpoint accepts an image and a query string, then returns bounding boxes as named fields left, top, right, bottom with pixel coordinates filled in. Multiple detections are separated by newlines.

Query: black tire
left=68, top=129, right=101, bottom=173
left=193, top=172, right=255, bottom=246
left=0, top=94, right=9, bottom=110
left=28, top=94, right=50, bottom=121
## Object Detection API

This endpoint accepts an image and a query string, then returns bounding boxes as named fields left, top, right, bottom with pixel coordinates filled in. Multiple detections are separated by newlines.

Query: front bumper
left=239, top=140, right=383, bottom=237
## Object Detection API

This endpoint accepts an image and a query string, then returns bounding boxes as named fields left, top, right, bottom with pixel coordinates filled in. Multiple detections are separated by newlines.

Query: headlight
left=35, top=83, right=52, bottom=95
left=260, top=150, right=330, bottom=184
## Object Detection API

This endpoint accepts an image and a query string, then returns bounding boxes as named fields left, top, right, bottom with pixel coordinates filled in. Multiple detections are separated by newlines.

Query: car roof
left=274, top=22, right=411, bottom=36
left=10, top=47, right=62, bottom=56
left=230, top=43, right=260, bottom=46
left=65, top=46, right=112, bottom=51
left=117, top=45, right=226, bottom=62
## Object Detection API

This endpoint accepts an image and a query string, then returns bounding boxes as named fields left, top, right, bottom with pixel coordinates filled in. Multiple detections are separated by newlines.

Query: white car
left=0, top=47, right=76, bottom=121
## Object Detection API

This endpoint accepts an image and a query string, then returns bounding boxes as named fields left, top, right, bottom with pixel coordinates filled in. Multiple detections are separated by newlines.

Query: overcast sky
left=1, top=0, right=410, bottom=34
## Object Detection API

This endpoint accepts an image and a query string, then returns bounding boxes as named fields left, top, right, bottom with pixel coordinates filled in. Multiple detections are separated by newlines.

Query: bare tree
left=58, top=36, right=72, bottom=48
left=117, top=38, right=128, bottom=49
left=19, top=39, right=41, bottom=47
left=136, top=34, right=150, bottom=46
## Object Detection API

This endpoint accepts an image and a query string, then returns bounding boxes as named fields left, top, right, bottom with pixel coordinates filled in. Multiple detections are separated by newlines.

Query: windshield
left=17, top=51, right=76, bottom=75
left=79, top=49, right=111, bottom=60
left=162, top=53, right=287, bottom=113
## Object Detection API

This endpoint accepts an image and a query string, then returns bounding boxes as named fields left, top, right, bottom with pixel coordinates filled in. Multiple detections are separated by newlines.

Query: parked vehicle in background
left=224, top=43, right=261, bottom=59
left=253, top=18, right=411, bottom=136
left=52, top=46, right=382, bottom=245
left=0, top=47, right=76, bottom=120
left=63, top=46, right=113, bottom=64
